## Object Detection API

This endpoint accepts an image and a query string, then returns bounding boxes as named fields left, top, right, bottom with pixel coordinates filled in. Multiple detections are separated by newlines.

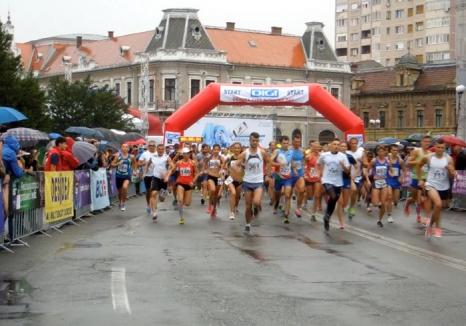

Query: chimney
left=271, top=26, right=282, bottom=35
left=108, top=31, right=114, bottom=39
left=76, top=36, right=82, bottom=48
left=226, top=22, right=235, bottom=31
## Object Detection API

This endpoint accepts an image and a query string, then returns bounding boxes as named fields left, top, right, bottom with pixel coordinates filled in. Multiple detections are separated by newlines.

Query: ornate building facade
left=14, top=8, right=352, bottom=143
left=351, top=54, right=456, bottom=140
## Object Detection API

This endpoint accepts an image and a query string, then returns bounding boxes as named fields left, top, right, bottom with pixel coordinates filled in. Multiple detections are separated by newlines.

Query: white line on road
left=332, top=220, right=466, bottom=273
left=111, top=267, right=132, bottom=314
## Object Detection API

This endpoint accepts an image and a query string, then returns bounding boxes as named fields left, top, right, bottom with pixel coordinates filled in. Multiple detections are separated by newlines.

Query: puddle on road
left=238, top=248, right=267, bottom=262
left=57, top=241, right=102, bottom=253
left=0, top=278, right=35, bottom=320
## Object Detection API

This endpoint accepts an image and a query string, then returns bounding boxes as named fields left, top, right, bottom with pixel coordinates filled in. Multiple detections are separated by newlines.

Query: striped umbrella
left=1, top=127, right=49, bottom=147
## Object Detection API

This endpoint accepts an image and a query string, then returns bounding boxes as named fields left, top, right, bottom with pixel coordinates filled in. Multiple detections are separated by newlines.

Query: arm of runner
left=110, top=154, right=120, bottom=168
left=262, top=149, right=272, bottom=176
left=416, top=156, right=428, bottom=187
left=407, top=149, right=420, bottom=167
left=447, top=156, right=456, bottom=180
left=339, top=155, right=350, bottom=174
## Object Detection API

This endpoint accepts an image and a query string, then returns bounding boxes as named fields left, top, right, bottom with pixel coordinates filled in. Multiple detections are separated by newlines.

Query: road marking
left=111, top=267, right=132, bottom=314
left=332, top=220, right=466, bottom=273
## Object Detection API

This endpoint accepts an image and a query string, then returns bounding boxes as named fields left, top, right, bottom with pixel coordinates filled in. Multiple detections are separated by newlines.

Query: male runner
left=138, top=140, right=158, bottom=214
left=347, top=137, right=365, bottom=219
left=271, top=136, right=293, bottom=224
left=290, top=134, right=306, bottom=218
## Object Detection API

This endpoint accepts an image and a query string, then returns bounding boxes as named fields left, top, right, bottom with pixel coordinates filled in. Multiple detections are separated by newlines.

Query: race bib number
left=310, top=167, right=318, bottom=177
left=432, top=168, right=447, bottom=180
left=294, top=160, right=303, bottom=171
left=180, top=167, right=191, bottom=176
left=375, top=179, right=387, bottom=188
left=391, top=167, right=399, bottom=177
left=224, top=176, right=233, bottom=186
left=217, top=178, right=224, bottom=186
left=117, top=163, right=128, bottom=174
left=376, top=166, right=387, bottom=178
left=280, top=165, right=291, bottom=177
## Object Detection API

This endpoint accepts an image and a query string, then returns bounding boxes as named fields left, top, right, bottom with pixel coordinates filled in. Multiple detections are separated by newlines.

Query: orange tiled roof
left=206, top=27, right=306, bottom=69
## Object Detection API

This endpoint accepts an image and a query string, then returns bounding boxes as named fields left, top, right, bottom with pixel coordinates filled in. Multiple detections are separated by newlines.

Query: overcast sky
left=0, top=0, right=335, bottom=46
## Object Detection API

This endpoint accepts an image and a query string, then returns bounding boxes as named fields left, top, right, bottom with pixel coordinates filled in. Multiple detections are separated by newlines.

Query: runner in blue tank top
left=387, top=144, right=405, bottom=223
left=290, top=134, right=306, bottom=219
left=369, top=145, right=391, bottom=227
left=111, top=143, right=135, bottom=211
left=271, top=136, right=293, bottom=223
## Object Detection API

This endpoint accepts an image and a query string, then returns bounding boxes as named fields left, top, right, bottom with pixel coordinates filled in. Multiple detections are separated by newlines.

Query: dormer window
left=155, top=26, right=164, bottom=40
left=317, top=38, right=325, bottom=50
left=399, top=73, right=405, bottom=86
left=248, top=40, right=257, bottom=48
left=191, top=25, right=202, bottom=41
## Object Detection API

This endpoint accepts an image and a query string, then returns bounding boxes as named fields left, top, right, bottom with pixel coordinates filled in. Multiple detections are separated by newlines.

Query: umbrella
left=65, top=126, right=105, bottom=140
left=440, top=135, right=466, bottom=147
left=121, top=132, right=144, bottom=142
left=0, top=127, right=49, bottom=147
left=405, top=133, right=425, bottom=142
left=72, top=141, right=97, bottom=164
left=363, top=141, right=379, bottom=151
left=93, top=128, right=121, bottom=142
left=378, top=137, right=400, bottom=145
left=0, top=107, right=28, bottom=124
left=98, top=140, right=119, bottom=152
left=126, top=138, right=146, bottom=146
left=48, top=132, right=62, bottom=139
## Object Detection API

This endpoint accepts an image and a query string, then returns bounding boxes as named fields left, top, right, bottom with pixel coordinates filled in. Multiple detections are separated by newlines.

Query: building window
left=386, top=58, right=391, bottom=65
left=330, top=87, right=340, bottom=99
left=336, top=48, right=348, bottom=56
left=126, top=81, right=132, bottom=104
left=362, top=15, right=371, bottom=24
left=363, top=112, right=370, bottom=127
left=350, top=18, right=359, bottom=26
left=385, top=43, right=392, bottom=51
left=399, top=73, right=405, bottom=86
left=386, top=11, right=391, bottom=20
left=231, top=80, right=242, bottom=85
left=379, top=111, right=386, bottom=128
left=416, top=110, right=424, bottom=128
left=164, top=78, right=176, bottom=101
left=372, top=27, right=381, bottom=35
left=416, top=38, right=423, bottom=47
left=426, top=0, right=449, bottom=12
left=415, top=21, right=424, bottom=31
left=351, top=33, right=359, bottom=41
left=408, top=24, right=414, bottom=33
left=395, top=25, right=404, bottom=34
left=386, top=27, right=391, bottom=35
left=397, top=110, right=404, bottom=128
left=416, top=4, right=424, bottom=14
left=205, top=79, right=216, bottom=87
left=426, top=34, right=449, bottom=45
left=416, top=54, right=424, bottom=63
left=371, top=0, right=381, bottom=4
left=395, top=9, right=404, bottom=18
left=149, top=79, right=154, bottom=103
left=372, top=11, right=382, bottom=20
left=426, top=16, right=450, bottom=28
left=408, top=7, right=414, bottom=17
left=361, top=45, right=371, bottom=54
left=190, top=79, right=200, bottom=98
left=336, top=19, right=346, bottom=27
left=426, top=51, right=450, bottom=62
left=435, top=109, right=443, bottom=127
left=361, top=30, right=371, bottom=39
left=351, top=48, right=359, bottom=56
left=337, top=34, right=347, bottom=42
left=336, top=3, right=348, bottom=12
left=395, top=42, right=405, bottom=50
left=114, top=82, right=120, bottom=96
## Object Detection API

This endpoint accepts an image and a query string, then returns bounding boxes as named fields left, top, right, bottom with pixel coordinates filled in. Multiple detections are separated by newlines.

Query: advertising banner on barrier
left=91, top=168, right=110, bottom=211
left=44, top=171, right=74, bottom=224
left=11, top=174, right=42, bottom=212
left=453, top=170, right=466, bottom=195
left=220, top=85, right=309, bottom=104
left=108, top=169, right=117, bottom=198
left=74, top=170, right=91, bottom=209
left=185, top=117, right=273, bottom=147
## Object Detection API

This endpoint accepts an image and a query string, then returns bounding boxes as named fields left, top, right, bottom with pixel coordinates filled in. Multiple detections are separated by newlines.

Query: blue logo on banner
left=251, top=89, right=279, bottom=98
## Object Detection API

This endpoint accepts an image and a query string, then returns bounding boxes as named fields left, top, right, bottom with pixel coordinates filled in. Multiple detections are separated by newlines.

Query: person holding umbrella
left=61, top=137, right=80, bottom=171
left=44, top=137, right=67, bottom=171
left=2, top=135, right=25, bottom=216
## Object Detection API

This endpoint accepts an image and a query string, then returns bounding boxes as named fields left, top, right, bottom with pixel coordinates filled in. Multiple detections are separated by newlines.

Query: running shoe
left=295, top=208, right=302, bottom=218
left=366, top=206, right=372, bottom=213
left=348, top=207, right=356, bottom=219
left=146, top=207, right=151, bottom=215
left=179, top=217, right=185, bottom=225
left=310, top=214, right=317, bottom=222
left=416, top=215, right=422, bottom=224
left=323, top=215, right=330, bottom=231
left=172, top=199, right=177, bottom=206
left=273, top=209, right=278, bottom=215
left=121, top=204, right=126, bottom=212
left=339, top=224, right=345, bottom=230
left=425, top=226, right=433, bottom=238
left=377, top=220, right=383, bottom=227
left=229, top=212, right=235, bottom=220
left=210, top=208, right=217, bottom=219
left=387, top=216, right=394, bottom=223
left=422, top=217, right=431, bottom=226
left=244, top=225, right=251, bottom=233
left=283, top=217, right=290, bottom=224
left=433, top=227, right=442, bottom=238
left=207, top=205, right=213, bottom=214
left=152, top=213, right=158, bottom=223
left=201, top=198, right=205, bottom=205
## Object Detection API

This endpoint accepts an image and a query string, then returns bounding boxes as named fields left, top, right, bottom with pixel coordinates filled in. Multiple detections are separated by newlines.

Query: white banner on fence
left=185, top=116, right=273, bottom=147
left=220, top=85, right=309, bottom=104
left=90, top=168, right=110, bottom=211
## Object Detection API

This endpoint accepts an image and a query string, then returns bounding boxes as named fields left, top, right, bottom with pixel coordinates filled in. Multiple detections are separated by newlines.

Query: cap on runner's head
left=182, top=147, right=191, bottom=154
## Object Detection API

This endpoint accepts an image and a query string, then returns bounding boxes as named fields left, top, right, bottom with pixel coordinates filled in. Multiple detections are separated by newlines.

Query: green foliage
left=46, top=77, right=132, bottom=133
left=0, top=21, right=50, bottom=130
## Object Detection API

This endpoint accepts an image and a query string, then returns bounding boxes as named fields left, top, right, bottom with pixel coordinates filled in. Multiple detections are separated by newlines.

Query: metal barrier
left=8, top=208, right=45, bottom=247
left=0, top=182, right=13, bottom=253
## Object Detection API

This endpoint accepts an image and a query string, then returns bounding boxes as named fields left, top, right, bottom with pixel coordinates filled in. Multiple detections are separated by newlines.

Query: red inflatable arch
left=163, top=83, right=364, bottom=140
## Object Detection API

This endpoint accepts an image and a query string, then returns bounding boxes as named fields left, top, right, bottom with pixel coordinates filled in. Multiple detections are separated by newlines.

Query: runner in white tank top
left=418, top=140, right=456, bottom=238
left=236, top=132, right=270, bottom=234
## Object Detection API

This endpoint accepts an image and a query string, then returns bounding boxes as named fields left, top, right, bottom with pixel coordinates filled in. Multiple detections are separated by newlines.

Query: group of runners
left=114, top=132, right=456, bottom=238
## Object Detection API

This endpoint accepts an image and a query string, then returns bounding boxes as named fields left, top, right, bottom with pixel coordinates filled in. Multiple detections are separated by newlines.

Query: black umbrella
left=120, top=132, right=144, bottom=142
left=66, top=126, right=105, bottom=140
left=93, top=128, right=121, bottom=143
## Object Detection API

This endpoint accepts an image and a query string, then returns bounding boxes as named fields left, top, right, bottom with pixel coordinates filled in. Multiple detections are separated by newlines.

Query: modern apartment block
left=335, top=0, right=457, bottom=66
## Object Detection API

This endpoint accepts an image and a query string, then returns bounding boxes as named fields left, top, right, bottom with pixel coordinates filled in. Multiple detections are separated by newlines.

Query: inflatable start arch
left=163, top=83, right=365, bottom=141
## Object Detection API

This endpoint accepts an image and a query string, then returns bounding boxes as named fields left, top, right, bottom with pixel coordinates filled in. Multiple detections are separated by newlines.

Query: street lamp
left=369, top=118, right=381, bottom=141
left=456, top=84, right=465, bottom=139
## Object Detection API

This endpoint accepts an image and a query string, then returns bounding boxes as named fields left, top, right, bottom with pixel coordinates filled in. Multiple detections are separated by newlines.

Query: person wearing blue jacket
left=2, top=135, right=24, bottom=179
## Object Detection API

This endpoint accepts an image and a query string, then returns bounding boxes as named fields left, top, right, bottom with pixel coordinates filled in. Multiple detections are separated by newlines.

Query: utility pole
left=139, top=53, right=150, bottom=138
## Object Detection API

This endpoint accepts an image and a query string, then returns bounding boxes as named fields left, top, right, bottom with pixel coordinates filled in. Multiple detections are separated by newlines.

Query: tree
left=0, top=21, right=50, bottom=131
left=47, top=77, right=132, bottom=133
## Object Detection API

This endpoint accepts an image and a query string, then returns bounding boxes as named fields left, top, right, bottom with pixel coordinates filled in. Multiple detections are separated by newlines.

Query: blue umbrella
left=48, top=132, right=62, bottom=139
left=378, top=137, right=400, bottom=145
left=0, top=107, right=28, bottom=124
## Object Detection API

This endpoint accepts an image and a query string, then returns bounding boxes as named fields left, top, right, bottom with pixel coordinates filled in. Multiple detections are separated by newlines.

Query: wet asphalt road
left=1, top=193, right=466, bottom=326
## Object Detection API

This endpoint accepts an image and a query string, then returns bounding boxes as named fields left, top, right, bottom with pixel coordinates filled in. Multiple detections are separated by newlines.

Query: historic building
left=351, top=54, right=456, bottom=140
left=13, top=8, right=352, bottom=143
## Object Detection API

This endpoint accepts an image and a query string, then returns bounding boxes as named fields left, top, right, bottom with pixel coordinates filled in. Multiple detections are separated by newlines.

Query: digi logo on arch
left=250, top=89, right=279, bottom=98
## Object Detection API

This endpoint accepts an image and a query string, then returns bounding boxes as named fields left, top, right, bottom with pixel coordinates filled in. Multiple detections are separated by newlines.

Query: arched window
left=319, top=130, right=335, bottom=144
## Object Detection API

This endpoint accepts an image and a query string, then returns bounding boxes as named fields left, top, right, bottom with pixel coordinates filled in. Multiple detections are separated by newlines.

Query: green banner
left=12, top=174, right=42, bottom=212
